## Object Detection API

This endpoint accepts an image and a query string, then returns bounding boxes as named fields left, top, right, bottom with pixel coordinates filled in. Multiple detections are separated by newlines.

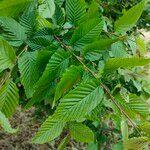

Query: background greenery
left=0, top=0, right=150, bottom=149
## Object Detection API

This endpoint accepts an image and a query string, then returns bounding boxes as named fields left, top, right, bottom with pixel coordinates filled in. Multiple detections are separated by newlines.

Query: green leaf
left=139, top=122, right=150, bottom=135
left=32, top=117, right=65, bottom=144
left=110, top=41, right=128, bottom=58
left=0, top=0, right=33, bottom=18
left=54, top=79, right=104, bottom=121
left=71, top=18, right=104, bottom=50
left=69, top=122, right=94, bottom=143
left=38, top=0, right=55, bottom=19
left=0, top=80, right=19, bottom=117
left=128, top=95, right=149, bottom=116
left=115, top=0, right=147, bottom=34
left=53, top=3, right=65, bottom=25
left=0, top=111, right=18, bottom=133
left=18, top=52, right=40, bottom=98
left=54, top=65, right=83, bottom=104
left=66, top=0, right=86, bottom=25
left=0, top=17, right=27, bottom=46
left=0, top=39, right=16, bottom=73
left=83, top=38, right=118, bottom=55
left=19, top=2, right=37, bottom=37
left=25, top=50, right=70, bottom=108
left=136, top=37, right=147, bottom=55
left=35, top=50, right=70, bottom=88
left=104, top=58, right=150, bottom=74
left=124, top=137, right=150, bottom=150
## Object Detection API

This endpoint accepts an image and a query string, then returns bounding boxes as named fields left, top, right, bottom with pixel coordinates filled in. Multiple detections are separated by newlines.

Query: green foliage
left=0, top=0, right=150, bottom=148
left=0, top=17, right=27, bottom=46
left=0, top=0, right=33, bottom=18
left=0, top=80, right=19, bottom=117
left=54, top=65, right=83, bottom=105
left=32, top=117, right=65, bottom=144
left=0, top=39, right=16, bottom=73
left=69, top=122, right=94, bottom=143
left=114, top=0, right=147, bottom=34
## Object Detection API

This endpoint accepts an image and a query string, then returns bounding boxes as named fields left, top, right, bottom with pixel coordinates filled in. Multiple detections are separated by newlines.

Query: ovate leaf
left=66, top=0, right=86, bottom=25
left=84, top=38, right=117, bottom=61
left=0, top=39, right=16, bottom=73
left=54, top=65, right=83, bottom=104
left=38, top=0, right=55, bottom=19
left=71, top=18, right=104, bottom=51
left=0, top=17, right=27, bottom=46
left=124, top=137, right=150, bottom=150
left=54, top=79, right=104, bottom=121
left=69, top=122, right=94, bottom=143
left=0, top=111, right=17, bottom=133
left=32, top=117, right=65, bottom=144
left=18, top=52, right=40, bottom=98
left=104, top=58, right=150, bottom=74
left=115, top=0, right=147, bottom=34
left=0, top=0, right=33, bottom=18
left=128, top=95, right=149, bottom=116
left=0, top=80, right=19, bottom=117
left=25, top=50, right=70, bottom=108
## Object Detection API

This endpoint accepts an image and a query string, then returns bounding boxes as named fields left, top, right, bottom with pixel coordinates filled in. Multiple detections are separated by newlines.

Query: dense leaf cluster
left=0, top=0, right=150, bottom=149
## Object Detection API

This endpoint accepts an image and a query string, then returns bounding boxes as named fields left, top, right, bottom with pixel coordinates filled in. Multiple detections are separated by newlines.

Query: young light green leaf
left=32, top=116, right=65, bottom=144
left=54, top=79, right=104, bottom=122
left=54, top=65, right=83, bottom=104
left=71, top=18, right=104, bottom=51
left=104, top=58, right=150, bottom=74
left=0, top=80, right=19, bottom=117
left=115, top=0, right=147, bottom=34
left=0, top=111, right=18, bottom=133
left=66, top=0, right=86, bottom=25
left=69, top=122, right=94, bottom=143
left=0, top=17, right=27, bottom=46
left=138, top=122, right=150, bottom=135
left=0, top=39, right=16, bottom=73
left=38, top=0, right=55, bottom=19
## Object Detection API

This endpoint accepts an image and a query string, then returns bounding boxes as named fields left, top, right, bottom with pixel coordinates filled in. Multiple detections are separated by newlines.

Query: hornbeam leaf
left=54, top=65, right=83, bottom=104
left=71, top=18, right=104, bottom=51
left=25, top=50, right=70, bottom=108
left=124, top=137, right=150, bottom=150
left=18, top=52, right=40, bottom=98
left=0, top=80, right=19, bottom=117
left=0, top=17, right=27, bottom=46
left=32, top=117, right=65, bottom=144
left=66, top=0, right=86, bottom=25
left=54, top=79, right=104, bottom=121
left=115, top=0, right=147, bottom=34
left=0, top=111, right=18, bottom=133
left=104, top=58, right=150, bottom=74
left=0, top=0, right=33, bottom=18
left=69, top=122, right=94, bottom=143
left=0, top=39, right=16, bottom=73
